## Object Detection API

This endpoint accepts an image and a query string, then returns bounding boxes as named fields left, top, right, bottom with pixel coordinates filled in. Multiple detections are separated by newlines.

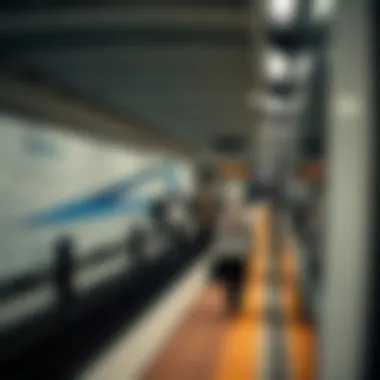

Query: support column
left=319, top=0, right=372, bottom=379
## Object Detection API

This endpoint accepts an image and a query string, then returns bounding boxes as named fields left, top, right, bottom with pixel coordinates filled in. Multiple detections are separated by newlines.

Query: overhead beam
left=0, top=7, right=250, bottom=34
left=0, top=66, right=194, bottom=159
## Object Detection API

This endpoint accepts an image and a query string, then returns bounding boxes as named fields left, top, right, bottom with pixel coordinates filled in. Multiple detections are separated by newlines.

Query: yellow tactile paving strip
left=282, top=235, right=316, bottom=380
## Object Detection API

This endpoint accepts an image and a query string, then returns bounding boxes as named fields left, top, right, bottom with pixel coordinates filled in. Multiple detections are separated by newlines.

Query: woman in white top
left=210, top=187, right=252, bottom=316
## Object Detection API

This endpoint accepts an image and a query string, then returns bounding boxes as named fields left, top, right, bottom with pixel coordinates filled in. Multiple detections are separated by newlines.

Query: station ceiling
left=0, top=0, right=255, bottom=155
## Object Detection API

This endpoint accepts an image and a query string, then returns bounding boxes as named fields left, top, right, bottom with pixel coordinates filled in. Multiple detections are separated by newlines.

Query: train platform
left=137, top=204, right=315, bottom=380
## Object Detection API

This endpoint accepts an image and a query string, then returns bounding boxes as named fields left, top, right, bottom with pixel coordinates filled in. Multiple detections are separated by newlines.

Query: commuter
left=54, top=236, right=74, bottom=307
left=211, top=186, right=251, bottom=315
left=189, top=164, right=222, bottom=247
left=166, top=196, right=192, bottom=247
left=147, top=199, right=171, bottom=259
left=128, top=225, right=146, bottom=264
left=191, top=186, right=221, bottom=250
left=150, top=199, right=168, bottom=233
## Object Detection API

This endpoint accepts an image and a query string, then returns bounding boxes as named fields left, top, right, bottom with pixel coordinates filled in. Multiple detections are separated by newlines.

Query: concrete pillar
left=319, top=0, right=372, bottom=379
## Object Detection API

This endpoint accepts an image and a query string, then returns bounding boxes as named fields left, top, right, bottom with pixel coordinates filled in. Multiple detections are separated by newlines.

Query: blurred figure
left=54, top=236, right=74, bottom=307
left=211, top=184, right=251, bottom=316
left=150, top=199, right=168, bottom=233
left=128, top=225, right=146, bottom=264
left=166, top=196, right=193, bottom=248
left=191, top=165, right=222, bottom=249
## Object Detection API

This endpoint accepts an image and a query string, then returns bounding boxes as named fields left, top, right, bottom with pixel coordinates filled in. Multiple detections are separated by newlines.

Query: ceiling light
left=266, top=0, right=300, bottom=27
left=311, top=0, right=338, bottom=22
left=335, top=94, right=362, bottom=118
left=264, top=49, right=292, bottom=82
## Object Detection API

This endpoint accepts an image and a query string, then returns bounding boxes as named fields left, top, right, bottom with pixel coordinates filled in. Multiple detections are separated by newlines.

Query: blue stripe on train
left=24, top=162, right=181, bottom=228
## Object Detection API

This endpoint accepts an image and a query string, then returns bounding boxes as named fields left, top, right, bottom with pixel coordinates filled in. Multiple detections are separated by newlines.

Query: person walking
left=211, top=189, right=252, bottom=316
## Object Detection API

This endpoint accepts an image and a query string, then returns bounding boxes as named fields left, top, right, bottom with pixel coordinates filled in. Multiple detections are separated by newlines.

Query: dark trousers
left=211, top=257, right=246, bottom=313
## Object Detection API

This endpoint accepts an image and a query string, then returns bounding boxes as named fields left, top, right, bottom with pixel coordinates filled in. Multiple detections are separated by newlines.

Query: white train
left=0, top=113, right=194, bottom=330
left=0, top=113, right=194, bottom=278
